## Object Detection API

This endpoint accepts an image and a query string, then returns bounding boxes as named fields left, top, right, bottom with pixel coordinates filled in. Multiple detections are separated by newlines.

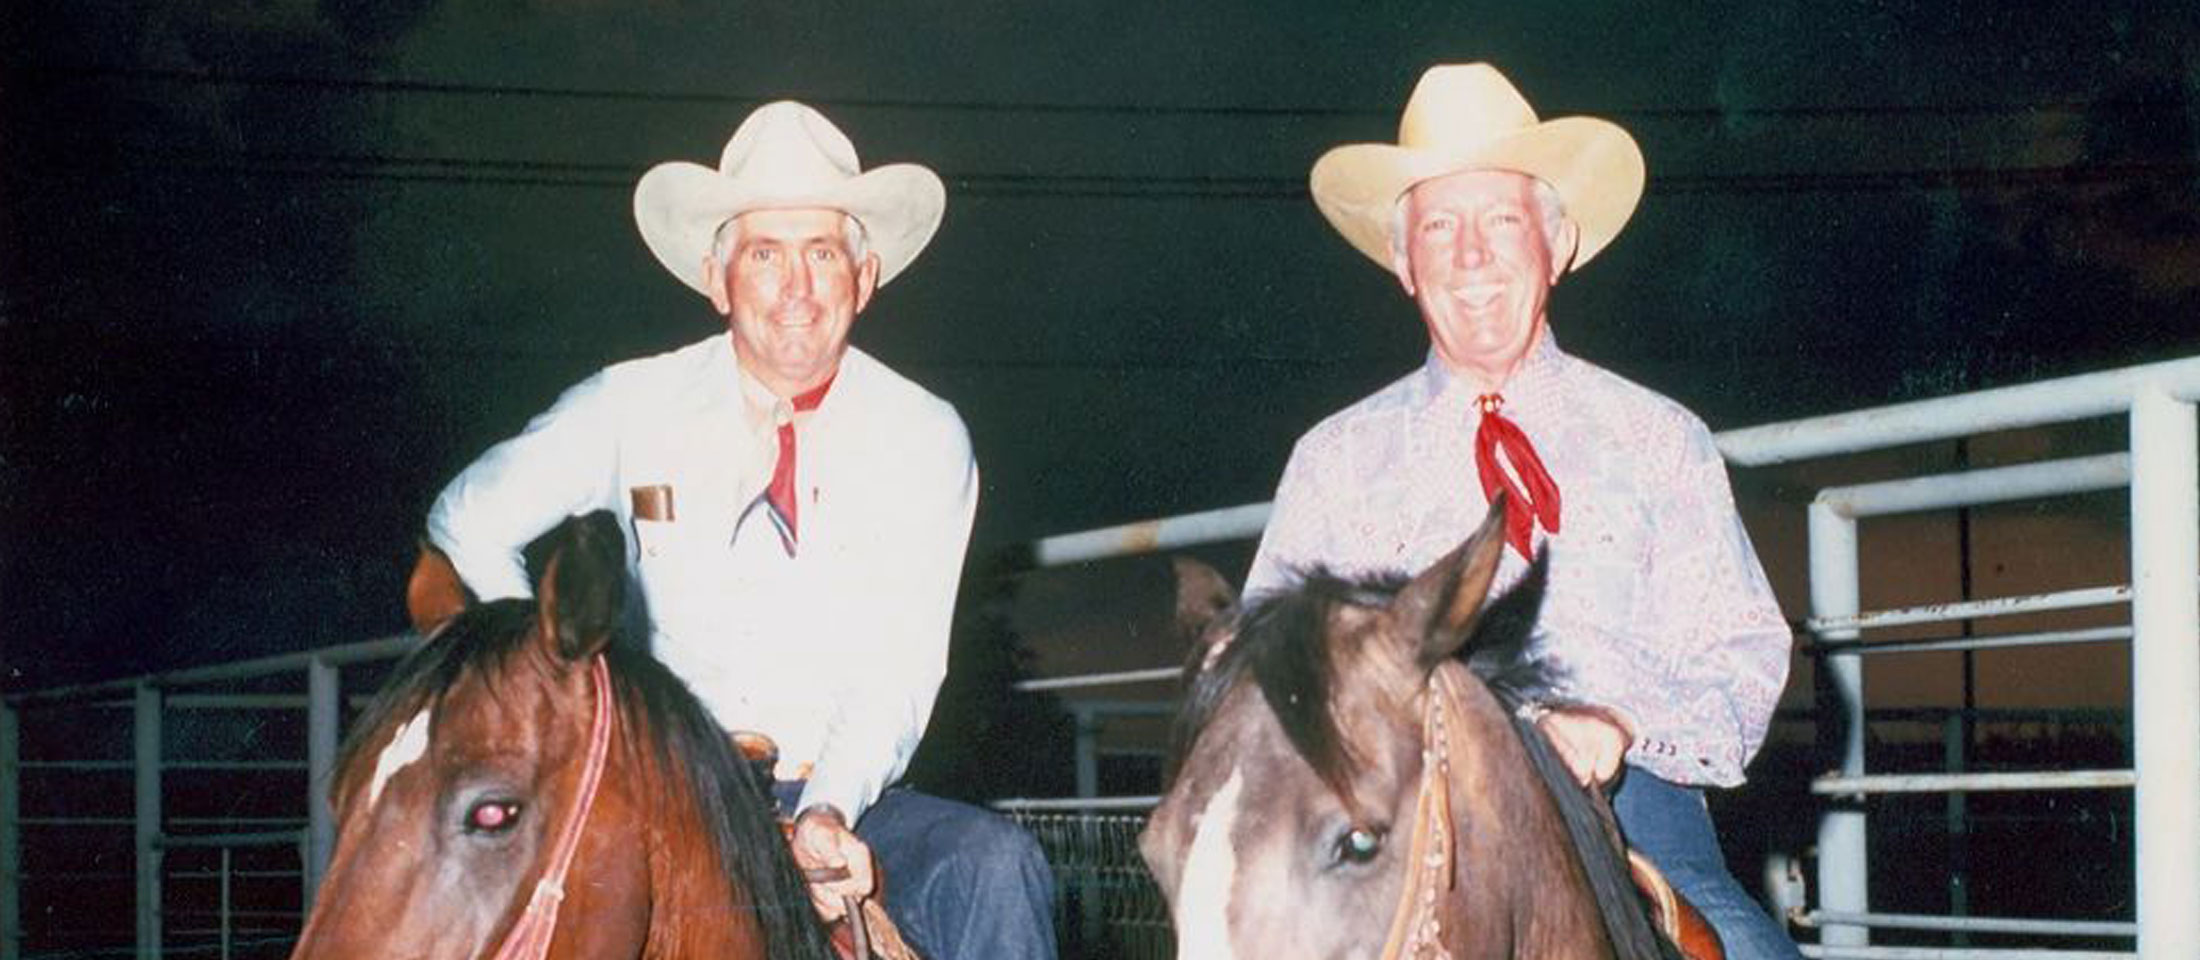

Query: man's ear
left=853, top=252, right=880, bottom=314
left=1391, top=245, right=1417, bottom=297
left=1549, top=218, right=1581, bottom=280
left=703, top=254, right=732, bottom=315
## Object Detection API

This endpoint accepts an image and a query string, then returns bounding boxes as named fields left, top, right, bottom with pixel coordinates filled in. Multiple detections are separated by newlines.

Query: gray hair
left=711, top=211, right=870, bottom=265
left=1388, top=175, right=1567, bottom=260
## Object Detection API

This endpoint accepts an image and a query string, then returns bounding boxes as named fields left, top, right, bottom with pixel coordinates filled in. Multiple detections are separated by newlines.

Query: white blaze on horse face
left=1175, top=765, right=1246, bottom=960
left=366, top=706, right=433, bottom=810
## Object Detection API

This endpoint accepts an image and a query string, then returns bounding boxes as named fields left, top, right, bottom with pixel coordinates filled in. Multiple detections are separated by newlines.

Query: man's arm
left=1244, top=435, right=1337, bottom=600
left=427, top=373, right=624, bottom=601
left=795, top=413, right=979, bottom=823
left=1627, top=418, right=1792, bottom=786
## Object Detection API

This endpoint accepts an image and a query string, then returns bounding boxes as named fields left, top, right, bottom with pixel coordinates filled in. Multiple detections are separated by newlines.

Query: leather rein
left=488, top=654, right=616, bottom=960
left=1376, top=666, right=1464, bottom=960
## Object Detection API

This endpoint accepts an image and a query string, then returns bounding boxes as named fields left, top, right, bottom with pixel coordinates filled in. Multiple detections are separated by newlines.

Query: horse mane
left=337, top=603, right=836, bottom=960
left=1170, top=555, right=1682, bottom=960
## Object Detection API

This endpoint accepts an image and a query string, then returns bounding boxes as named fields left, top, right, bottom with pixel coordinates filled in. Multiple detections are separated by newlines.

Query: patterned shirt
left=1245, top=333, right=1790, bottom=787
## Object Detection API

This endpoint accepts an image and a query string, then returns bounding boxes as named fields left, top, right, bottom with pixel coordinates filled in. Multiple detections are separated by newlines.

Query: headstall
left=489, top=654, right=616, bottom=960
left=1377, top=667, right=1463, bottom=960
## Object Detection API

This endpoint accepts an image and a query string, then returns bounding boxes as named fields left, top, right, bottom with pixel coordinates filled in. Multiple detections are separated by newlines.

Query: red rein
left=489, top=655, right=615, bottom=960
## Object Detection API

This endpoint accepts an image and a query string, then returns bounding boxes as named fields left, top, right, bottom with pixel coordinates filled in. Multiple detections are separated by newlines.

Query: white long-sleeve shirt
left=428, top=334, right=978, bottom=820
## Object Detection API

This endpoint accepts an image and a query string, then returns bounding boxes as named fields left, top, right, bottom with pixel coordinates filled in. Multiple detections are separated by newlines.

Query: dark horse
left=1140, top=502, right=1706, bottom=959
left=292, top=512, right=836, bottom=959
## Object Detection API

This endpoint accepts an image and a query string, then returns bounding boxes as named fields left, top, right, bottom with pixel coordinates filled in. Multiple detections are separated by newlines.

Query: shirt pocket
left=631, top=517, right=711, bottom=631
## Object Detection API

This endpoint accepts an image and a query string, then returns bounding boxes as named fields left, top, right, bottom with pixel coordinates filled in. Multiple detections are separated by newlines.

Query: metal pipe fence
left=5, top=355, right=2198, bottom=958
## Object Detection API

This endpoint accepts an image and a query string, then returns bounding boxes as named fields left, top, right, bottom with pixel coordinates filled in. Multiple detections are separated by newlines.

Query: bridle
left=1377, top=666, right=1464, bottom=960
left=489, top=654, right=616, bottom=960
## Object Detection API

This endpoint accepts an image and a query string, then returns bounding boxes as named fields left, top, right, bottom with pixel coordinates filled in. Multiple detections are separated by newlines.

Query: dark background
left=5, top=1, right=2199, bottom=689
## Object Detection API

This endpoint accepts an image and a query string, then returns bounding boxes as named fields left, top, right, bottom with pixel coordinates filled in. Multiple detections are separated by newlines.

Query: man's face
left=705, top=208, right=879, bottom=397
left=1394, top=169, right=1576, bottom=387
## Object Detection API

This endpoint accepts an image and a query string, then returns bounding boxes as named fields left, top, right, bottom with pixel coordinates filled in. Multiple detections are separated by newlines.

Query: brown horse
left=1140, top=503, right=1698, bottom=959
left=292, top=512, right=836, bottom=960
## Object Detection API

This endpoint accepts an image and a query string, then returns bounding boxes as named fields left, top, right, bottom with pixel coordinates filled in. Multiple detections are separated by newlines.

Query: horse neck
left=614, top=723, right=774, bottom=959
left=1434, top=664, right=1616, bottom=958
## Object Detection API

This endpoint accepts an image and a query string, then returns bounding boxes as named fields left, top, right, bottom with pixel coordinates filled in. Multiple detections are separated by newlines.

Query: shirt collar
left=1417, top=329, right=1569, bottom=411
left=723, top=336, right=850, bottom=430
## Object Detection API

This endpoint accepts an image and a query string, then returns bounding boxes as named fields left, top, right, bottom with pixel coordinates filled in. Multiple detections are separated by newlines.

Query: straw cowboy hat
left=634, top=101, right=946, bottom=295
left=1310, top=63, right=1645, bottom=272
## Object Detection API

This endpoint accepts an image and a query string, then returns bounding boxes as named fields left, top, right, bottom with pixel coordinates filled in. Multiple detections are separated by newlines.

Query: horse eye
left=1333, top=825, right=1386, bottom=866
left=465, top=799, right=523, bottom=834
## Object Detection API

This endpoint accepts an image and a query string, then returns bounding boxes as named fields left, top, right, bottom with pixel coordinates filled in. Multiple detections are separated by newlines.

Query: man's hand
left=1536, top=705, right=1636, bottom=788
left=789, top=804, right=875, bottom=923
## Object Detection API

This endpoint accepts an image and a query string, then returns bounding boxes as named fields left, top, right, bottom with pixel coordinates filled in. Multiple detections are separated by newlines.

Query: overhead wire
left=16, top=62, right=2197, bottom=197
left=27, top=61, right=2195, bottom=122
left=32, top=148, right=2196, bottom=199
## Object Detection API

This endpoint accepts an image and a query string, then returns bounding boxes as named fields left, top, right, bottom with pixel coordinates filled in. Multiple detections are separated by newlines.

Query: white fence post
left=1809, top=500, right=1869, bottom=949
left=135, top=683, right=162, bottom=960
left=2128, top=386, right=2200, bottom=960
left=306, top=656, right=340, bottom=906
left=1, top=698, right=20, bottom=960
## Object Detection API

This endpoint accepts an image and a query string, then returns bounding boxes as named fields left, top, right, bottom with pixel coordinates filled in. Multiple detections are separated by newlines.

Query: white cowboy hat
left=634, top=101, right=946, bottom=295
left=1310, top=63, right=1645, bottom=272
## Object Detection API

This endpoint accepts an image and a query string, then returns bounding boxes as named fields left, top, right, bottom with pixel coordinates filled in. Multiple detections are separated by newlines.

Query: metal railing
left=6, top=355, right=2197, bottom=959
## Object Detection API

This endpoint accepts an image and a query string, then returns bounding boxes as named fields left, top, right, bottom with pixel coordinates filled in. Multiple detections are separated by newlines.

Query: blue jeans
left=775, top=784, right=1059, bottom=959
left=1613, top=768, right=1803, bottom=960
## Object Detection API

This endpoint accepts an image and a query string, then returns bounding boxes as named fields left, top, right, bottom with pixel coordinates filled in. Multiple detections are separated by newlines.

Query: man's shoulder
left=597, top=335, right=724, bottom=385
left=1563, top=354, right=1714, bottom=441
left=1292, top=368, right=1424, bottom=453
left=559, top=335, right=727, bottom=410
left=840, top=347, right=971, bottom=447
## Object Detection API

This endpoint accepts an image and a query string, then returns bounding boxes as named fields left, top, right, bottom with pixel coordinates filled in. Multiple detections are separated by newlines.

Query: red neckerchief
left=756, top=374, right=835, bottom=556
left=1472, top=392, right=1560, bottom=559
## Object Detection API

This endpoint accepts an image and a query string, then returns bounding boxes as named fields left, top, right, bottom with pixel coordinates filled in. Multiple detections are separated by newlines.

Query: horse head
left=294, top=512, right=831, bottom=960
left=1141, top=500, right=1658, bottom=959
left=293, top=513, right=644, bottom=958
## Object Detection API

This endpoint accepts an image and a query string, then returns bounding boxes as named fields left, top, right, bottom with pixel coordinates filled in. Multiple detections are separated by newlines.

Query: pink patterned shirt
left=1245, top=333, right=1791, bottom=787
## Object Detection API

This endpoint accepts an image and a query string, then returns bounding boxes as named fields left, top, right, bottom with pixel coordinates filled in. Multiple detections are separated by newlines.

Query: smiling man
left=1243, top=64, right=1802, bottom=958
left=425, top=101, right=1055, bottom=959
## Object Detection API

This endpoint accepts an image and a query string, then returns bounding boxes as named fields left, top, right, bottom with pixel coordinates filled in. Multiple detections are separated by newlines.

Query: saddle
left=730, top=733, right=924, bottom=960
left=1626, top=850, right=1724, bottom=960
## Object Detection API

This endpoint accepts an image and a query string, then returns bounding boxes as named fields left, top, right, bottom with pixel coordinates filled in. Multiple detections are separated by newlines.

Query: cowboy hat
left=634, top=101, right=945, bottom=295
left=1310, top=63, right=1645, bottom=272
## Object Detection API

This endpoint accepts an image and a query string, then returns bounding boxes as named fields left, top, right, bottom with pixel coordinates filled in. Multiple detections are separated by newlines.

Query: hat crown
left=718, top=101, right=864, bottom=198
left=1307, top=62, right=1645, bottom=274
left=1397, top=64, right=1540, bottom=154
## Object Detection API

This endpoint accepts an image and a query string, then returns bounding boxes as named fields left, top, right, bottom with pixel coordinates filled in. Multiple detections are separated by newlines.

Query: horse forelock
left=1172, top=567, right=1410, bottom=804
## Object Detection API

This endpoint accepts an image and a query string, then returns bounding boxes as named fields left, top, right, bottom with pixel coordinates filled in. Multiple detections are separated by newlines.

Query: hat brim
left=1310, top=116, right=1644, bottom=272
left=634, top=161, right=946, bottom=295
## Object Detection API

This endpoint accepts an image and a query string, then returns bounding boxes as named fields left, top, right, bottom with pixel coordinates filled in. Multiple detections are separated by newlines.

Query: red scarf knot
left=1471, top=393, right=1561, bottom=559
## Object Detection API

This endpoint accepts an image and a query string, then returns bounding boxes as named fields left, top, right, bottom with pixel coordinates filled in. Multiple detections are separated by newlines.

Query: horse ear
left=1172, top=556, right=1237, bottom=640
left=406, top=542, right=474, bottom=637
left=1172, top=556, right=1241, bottom=675
left=534, top=511, right=627, bottom=661
left=1392, top=494, right=1510, bottom=669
